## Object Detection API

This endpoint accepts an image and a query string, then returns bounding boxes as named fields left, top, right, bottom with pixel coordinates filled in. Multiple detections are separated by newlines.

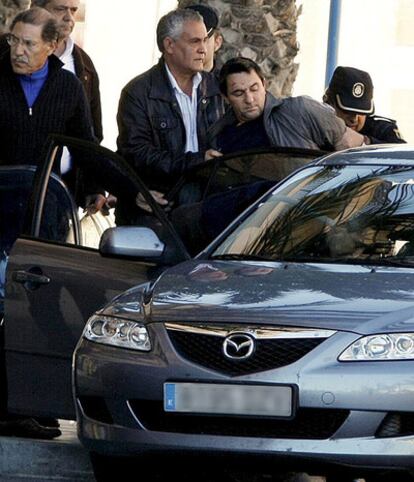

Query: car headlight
left=339, top=333, right=414, bottom=361
left=83, top=315, right=151, bottom=351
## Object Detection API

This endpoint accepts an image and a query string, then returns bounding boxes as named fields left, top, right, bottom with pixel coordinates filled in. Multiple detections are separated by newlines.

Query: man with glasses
left=0, top=0, right=102, bottom=143
left=0, top=7, right=106, bottom=440
left=0, top=8, right=97, bottom=172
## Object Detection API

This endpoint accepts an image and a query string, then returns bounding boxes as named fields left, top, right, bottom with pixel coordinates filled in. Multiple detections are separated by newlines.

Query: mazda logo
left=223, top=333, right=255, bottom=360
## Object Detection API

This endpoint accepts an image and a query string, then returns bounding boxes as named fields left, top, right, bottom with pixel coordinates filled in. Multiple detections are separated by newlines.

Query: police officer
left=324, top=66, right=406, bottom=144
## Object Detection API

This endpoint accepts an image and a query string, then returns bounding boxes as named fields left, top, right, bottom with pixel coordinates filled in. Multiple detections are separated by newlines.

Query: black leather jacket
left=116, top=58, right=226, bottom=193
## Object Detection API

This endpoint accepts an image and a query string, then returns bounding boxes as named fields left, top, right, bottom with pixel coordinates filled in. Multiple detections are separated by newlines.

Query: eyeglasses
left=6, top=33, right=39, bottom=51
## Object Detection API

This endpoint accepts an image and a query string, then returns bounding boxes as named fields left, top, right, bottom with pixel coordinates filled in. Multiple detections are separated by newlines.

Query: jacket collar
left=263, top=91, right=283, bottom=120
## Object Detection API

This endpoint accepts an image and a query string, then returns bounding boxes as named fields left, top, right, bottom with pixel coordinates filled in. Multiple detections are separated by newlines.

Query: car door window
left=32, top=143, right=109, bottom=249
left=202, top=149, right=325, bottom=199
left=26, top=135, right=188, bottom=255
left=39, top=173, right=79, bottom=245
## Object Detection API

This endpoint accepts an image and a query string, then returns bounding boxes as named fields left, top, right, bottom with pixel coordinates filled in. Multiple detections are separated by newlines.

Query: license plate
left=164, top=383, right=292, bottom=417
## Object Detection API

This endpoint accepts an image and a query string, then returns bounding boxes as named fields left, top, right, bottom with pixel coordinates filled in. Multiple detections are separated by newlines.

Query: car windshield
left=212, top=163, right=414, bottom=265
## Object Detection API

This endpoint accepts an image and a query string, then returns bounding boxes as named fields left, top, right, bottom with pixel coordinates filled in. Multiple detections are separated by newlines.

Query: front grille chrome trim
left=164, top=322, right=336, bottom=340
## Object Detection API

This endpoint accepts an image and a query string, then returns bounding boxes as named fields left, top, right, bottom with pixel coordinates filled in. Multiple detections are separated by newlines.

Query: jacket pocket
left=152, top=116, right=180, bottom=150
left=152, top=116, right=178, bottom=131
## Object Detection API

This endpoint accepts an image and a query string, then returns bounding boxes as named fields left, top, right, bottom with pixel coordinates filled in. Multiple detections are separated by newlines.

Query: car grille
left=129, top=400, right=349, bottom=440
left=165, top=323, right=333, bottom=376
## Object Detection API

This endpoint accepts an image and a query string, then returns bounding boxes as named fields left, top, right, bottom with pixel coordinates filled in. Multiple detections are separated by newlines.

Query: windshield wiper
left=210, top=253, right=272, bottom=261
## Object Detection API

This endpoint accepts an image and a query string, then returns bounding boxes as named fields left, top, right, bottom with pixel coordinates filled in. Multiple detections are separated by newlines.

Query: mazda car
left=72, top=145, right=414, bottom=481
left=2, top=136, right=318, bottom=421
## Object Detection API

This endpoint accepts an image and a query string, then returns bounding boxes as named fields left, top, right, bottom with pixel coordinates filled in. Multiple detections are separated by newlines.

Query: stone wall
left=0, top=0, right=30, bottom=35
left=178, top=0, right=301, bottom=98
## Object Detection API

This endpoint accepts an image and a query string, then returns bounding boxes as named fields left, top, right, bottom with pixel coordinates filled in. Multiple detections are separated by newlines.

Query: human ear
left=163, top=36, right=175, bottom=54
left=214, top=33, right=223, bottom=52
left=47, top=40, right=57, bottom=56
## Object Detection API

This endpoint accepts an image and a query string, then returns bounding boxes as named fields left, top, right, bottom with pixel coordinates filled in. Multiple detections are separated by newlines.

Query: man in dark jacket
left=116, top=8, right=225, bottom=224
left=30, top=0, right=103, bottom=141
left=172, top=57, right=366, bottom=254
left=323, top=66, right=406, bottom=145
left=212, top=57, right=365, bottom=153
left=0, top=6, right=105, bottom=440
left=0, top=0, right=102, bottom=142
left=0, top=8, right=93, bottom=160
left=0, top=8, right=105, bottom=206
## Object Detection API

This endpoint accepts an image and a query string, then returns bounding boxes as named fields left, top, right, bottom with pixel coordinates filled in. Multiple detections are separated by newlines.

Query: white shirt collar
left=165, top=63, right=202, bottom=95
left=59, top=36, right=75, bottom=62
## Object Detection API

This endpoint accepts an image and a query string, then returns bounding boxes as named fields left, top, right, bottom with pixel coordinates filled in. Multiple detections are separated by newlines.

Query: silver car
left=74, top=145, right=414, bottom=481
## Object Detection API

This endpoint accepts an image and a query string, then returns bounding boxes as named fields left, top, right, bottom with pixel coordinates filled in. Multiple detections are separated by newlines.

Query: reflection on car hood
left=103, top=260, right=414, bottom=334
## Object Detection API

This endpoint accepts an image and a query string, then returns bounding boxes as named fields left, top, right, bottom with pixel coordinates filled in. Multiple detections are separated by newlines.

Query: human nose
left=244, top=91, right=254, bottom=104
left=13, top=41, right=25, bottom=56
left=198, top=40, right=207, bottom=54
left=63, top=8, right=75, bottom=21
left=346, top=115, right=358, bottom=126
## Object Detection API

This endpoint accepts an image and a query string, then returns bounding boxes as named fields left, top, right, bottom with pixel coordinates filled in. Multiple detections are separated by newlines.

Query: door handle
left=12, top=270, right=51, bottom=286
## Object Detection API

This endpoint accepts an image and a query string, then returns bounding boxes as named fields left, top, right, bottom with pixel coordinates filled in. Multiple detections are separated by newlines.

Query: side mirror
left=99, top=227, right=165, bottom=259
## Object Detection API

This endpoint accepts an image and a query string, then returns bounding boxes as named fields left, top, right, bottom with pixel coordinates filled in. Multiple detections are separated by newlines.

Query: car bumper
left=74, top=334, right=414, bottom=470
left=78, top=416, right=414, bottom=470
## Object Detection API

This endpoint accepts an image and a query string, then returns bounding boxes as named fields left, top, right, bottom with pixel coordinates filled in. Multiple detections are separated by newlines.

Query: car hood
left=103, top=260, right=414, bottom=334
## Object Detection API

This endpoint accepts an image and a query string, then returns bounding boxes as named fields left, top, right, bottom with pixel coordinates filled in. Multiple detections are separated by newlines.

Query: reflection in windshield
left=213, top=165, right=414, bottom=264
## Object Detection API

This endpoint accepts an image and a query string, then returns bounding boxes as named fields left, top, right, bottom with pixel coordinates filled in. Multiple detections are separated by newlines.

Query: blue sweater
left=18, top=60, right=49, bottom=108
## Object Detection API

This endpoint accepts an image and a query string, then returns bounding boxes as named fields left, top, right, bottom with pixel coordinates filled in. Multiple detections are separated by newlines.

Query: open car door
left=4, top=136, right=189, bottom=420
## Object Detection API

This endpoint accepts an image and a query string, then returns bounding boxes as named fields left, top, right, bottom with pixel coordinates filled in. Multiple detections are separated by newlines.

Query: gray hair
left=10, top=7, right=58, bottom=42
left=156, top=8, right=203, bottom=53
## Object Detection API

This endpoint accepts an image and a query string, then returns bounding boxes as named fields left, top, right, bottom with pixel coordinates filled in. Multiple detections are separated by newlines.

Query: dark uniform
left=325, top=66, right=406, bottom=146
left=361, top=115, right=406, bottom=144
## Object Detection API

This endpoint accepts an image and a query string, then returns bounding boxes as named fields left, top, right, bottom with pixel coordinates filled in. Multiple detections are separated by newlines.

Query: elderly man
left=116, top=8, right=226, bottom=225
left=0, top=8, right=94, bottom=161
left=0, top=7, right=101, bottom=439
left=211, top=57, right=365, bottom=153
left=30, top=0, right=103, bottom=142
left=0, top=8, right=105, bottom=207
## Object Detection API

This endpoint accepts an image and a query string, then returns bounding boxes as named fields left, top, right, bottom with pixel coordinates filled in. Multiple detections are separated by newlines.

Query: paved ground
left=0, top=420, right=95, bottom=481
left=0, top=421, right=368, bottom=481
